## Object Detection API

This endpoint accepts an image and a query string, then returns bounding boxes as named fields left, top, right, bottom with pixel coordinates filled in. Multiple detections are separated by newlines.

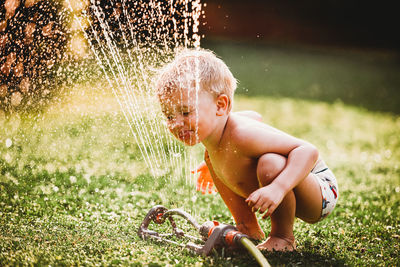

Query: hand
left=245, top=185, right=285, bottom=219
left=191, top=161, right=217, bottom=194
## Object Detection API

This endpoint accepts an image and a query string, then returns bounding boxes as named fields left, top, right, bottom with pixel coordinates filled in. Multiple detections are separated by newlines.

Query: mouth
left=178, top=130, right=193, bottom=141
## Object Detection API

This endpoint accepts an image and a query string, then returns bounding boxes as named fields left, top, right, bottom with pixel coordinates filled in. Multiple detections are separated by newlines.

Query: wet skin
left=160, top=88, right=323, bottom=251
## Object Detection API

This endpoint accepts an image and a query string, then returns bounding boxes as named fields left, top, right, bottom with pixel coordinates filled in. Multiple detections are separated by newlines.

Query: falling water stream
left=66, top=0, right=203, bottom=186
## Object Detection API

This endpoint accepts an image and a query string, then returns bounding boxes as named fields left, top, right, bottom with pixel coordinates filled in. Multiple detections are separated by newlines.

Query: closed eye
left=162, top=111, right=174, bottom=120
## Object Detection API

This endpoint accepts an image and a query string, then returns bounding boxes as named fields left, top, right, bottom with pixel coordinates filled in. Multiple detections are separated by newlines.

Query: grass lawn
left=1, top=77, right=399, bottom=266
left=1, top=39, right=400, bottom=266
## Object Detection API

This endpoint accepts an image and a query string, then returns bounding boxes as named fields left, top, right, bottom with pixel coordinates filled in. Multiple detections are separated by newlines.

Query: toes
left=256, top=236, right=296, bottom=252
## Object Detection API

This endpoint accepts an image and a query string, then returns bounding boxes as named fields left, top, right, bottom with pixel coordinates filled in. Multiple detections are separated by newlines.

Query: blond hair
left=156, top=48, right=237, bottom=107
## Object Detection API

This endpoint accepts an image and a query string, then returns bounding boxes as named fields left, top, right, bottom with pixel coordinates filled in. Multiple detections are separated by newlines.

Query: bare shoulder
left=228, top=113, right=279, bottom=139
left=225, top=113, right=308, bottom=157
left=225, top=113, right=270, bottom=146
left=234, top=110, right=263, bottom=122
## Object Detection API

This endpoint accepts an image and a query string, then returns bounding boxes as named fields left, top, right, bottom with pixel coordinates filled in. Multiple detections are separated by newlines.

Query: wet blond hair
left=156, top=48, right=237, bottom=110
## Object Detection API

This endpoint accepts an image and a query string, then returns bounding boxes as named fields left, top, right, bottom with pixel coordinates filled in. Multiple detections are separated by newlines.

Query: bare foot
left=244, top=230, right=265, bottom=241
left=236, top=224, right=265, bottom=241
left=256, top=236, right=296, bottom=251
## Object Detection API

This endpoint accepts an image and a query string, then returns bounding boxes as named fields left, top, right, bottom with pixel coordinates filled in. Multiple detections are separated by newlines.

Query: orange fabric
left=191, top=161, right=217, bottom=194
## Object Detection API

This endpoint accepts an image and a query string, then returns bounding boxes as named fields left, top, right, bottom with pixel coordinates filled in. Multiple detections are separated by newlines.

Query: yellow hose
left=239, top=237, right=271, bottom=267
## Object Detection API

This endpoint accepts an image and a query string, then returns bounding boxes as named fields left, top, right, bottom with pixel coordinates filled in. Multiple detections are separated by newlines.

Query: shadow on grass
left=264, top=250, right=347, bottom=267
left=198, top=246, right=348, bottom=266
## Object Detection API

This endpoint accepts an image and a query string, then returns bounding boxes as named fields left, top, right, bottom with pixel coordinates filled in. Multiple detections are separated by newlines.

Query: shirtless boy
left=156, top=49, right=339, bottom=251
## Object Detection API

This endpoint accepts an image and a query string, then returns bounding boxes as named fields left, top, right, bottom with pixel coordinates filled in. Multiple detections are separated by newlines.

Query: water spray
left=138, top=205, right=271, bottom=267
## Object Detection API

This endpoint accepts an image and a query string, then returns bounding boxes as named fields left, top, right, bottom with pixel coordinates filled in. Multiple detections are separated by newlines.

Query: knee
left=257, top=153, right=287, bottom=186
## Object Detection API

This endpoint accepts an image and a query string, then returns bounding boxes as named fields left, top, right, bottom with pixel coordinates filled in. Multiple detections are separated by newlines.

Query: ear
left=216, top=94, right=230, bottom=116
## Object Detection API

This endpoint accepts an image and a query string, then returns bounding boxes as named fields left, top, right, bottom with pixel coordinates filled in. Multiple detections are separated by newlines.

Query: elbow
left=306, top=144, right=319, bottom=163
left=290, top=144, right=319, bottom=164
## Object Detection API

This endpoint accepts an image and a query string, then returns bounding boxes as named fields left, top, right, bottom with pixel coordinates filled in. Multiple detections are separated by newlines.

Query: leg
left=293, top=173, right=322, bottom=223
left=256, top=153, right=323, bottom=250
left=205, top=154, right=265, bottom=240
left=258, top=154, right=323, bottom=223
left=256, top=153, right=296, bottom=251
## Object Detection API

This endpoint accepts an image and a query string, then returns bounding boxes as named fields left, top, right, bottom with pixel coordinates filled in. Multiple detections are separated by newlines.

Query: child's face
left=159, top=88, right=218, bottom=146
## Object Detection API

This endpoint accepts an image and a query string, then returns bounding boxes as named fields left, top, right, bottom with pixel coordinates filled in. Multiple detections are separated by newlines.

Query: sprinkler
left=138, top=205, right=271, bottom=267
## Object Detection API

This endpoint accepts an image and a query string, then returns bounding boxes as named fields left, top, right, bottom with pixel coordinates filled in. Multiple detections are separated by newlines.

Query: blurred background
left=201, top=0, right=399, bottom=49
left=198, top=0, right=400, bottom=114
left=1, top=0, right=399, bottom=114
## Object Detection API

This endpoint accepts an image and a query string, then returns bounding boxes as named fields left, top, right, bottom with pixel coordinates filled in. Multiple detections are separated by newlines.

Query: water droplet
left=172, top=152, right=181, bottom=158
left=69, top=175, right=77, bottom=183
left=5, top=138, right=12, bottom=148
left=84, top=174, right=91, bottom=184
left=4, top=153, right=12, bottom=163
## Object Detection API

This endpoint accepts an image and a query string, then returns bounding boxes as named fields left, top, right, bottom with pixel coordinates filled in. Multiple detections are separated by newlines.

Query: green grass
left=1, top=78, right=399, bottom=266
left=1, top=39, right=399, bottom=266
left=204, top=39, right=400, bottom=114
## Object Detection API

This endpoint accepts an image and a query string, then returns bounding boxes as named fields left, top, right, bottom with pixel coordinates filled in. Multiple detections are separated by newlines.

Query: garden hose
left=239, top=236, right=271, bottom=267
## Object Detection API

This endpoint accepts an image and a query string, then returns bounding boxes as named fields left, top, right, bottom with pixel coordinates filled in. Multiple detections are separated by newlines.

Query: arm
left=246, top=144, right=318, bottom=218
left=269, top=144, right=318, bottom=194
left=204, top=151, right=265, bottom=240
left=233, top=121, right=319, bottom=217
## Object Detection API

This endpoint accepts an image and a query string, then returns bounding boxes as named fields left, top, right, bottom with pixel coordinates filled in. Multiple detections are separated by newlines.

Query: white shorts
left=311, top=159, right=339, bottom=220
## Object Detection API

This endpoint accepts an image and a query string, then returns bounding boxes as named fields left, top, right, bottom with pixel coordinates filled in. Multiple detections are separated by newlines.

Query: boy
left=156, top=49, right=339, bottom=251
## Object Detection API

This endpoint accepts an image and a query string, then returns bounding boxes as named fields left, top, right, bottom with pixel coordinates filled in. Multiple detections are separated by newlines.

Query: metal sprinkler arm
left=138, top=205, right=239, bottom=255
left=137, top=205, right=168, bottom=239
left=137, top=205, right=201, bottom=241
left=161, top=209, right=201, bottom=230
